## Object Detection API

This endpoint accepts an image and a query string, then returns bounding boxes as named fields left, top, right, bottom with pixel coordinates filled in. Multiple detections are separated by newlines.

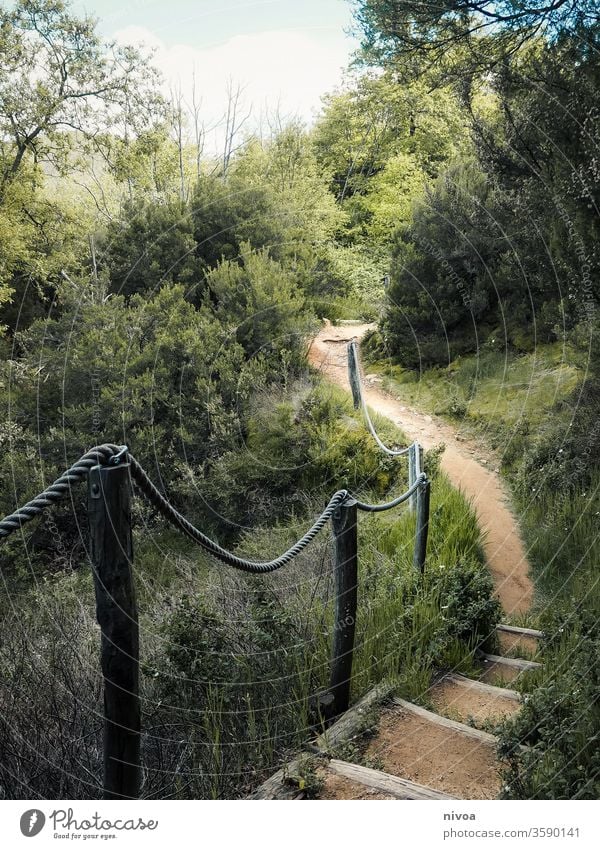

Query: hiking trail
left=308, top=321, right=533, bottom=616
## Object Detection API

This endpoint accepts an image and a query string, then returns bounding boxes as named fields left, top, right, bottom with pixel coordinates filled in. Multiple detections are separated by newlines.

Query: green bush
left=195, top=381, right=406, bottom=531
left=498, top=603, right=600, bottom=799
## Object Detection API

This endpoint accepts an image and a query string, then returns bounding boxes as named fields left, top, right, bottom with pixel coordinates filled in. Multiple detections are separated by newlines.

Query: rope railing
left=0, top=339, right=432, bottom=800
left=354, top=472, right=426, bottom=513
left=348, top=337, right=428, bottom=513
left=347, top=338, right=411, bottom=457
left=0, top=443, right=125, bottom=538
left=129, top=454, right=349, bottom=574
left=0, top=446, right=426, bottom=571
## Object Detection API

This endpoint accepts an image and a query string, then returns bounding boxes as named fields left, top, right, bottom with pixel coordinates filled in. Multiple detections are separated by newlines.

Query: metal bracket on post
left=88, top=461, right=141, bottom=800
left=329, top=498, right=358, bottom=719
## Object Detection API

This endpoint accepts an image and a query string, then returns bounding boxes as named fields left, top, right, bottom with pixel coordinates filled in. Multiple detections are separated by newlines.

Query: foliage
left=382, top=158, right=500, bottom=366
left=0, top=0, right=164, bottom=192
left=0, top=279, right=302, bottom=578
left=206, top=243, right=312, bottom=356
left=313, top=72, right=467, bottom=202
left=0, top=583, right=103, bottom=799
left=498, top=600, right=600, bottom=799
left=361, top=4, right=600, bottom=366
left=353, top=1, right=599, bottom=79
left=103, top=199, right=198, bottom=298
left=0, top=0, right=169, bottom=332
left=2, top=0, right=597, bottom=804
left=193, top=381, right=404, bottom=530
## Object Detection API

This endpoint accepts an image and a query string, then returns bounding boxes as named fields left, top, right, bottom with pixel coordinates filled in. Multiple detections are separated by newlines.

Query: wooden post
left=88, top=462, right=141, bottom=800
left=408, top=443, right=416, bottom=511
left=347, top=340, right=362, bottom=410
left=413, top=477, right=431, bottom=574
left=416, top=443, right=424, bottom=478
left=409, top=442, right=424, bottom=512
left=329, top=498, right=358, bottom=718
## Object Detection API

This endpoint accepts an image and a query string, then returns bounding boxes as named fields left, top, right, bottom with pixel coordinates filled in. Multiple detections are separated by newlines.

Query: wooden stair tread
left=366, top=701, right=502, bottom=799
left=249, top=676, right=525, bottom=800
left=315, top=682, right=395, bottom=752
left=325, top=759, right=456, bottom=800
left=428, top=672, right=521, bottom=727
left=439, top=672, right=520, bottom=701
left=393, top=697, right=498, bottom=744
left=481, top=653, right=542, bottom=670
left=248, top=758, right=304, bottom=800
left=479, top=653, right=541, bottom=685
left=497, top=623, right=543, bottom=638
left=249, top=683, right=395, bottom=799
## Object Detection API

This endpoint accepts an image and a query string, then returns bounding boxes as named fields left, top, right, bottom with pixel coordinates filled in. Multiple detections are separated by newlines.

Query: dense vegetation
left=352, top=0, right=600, bottom=800
left=0, top=0, right=597, bottom=800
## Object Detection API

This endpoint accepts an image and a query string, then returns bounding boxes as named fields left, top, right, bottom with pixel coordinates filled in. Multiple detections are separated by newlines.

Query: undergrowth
left=0, top=378, right=496, bottom=798
left=365, top=337, right=600, bottom=799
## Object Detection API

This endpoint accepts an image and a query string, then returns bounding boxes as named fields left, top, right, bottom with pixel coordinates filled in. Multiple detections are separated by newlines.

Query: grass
left=367, top=341, right=586, bottom=610
left=369, top=343, right=581, bottom=451
left=366, top=335, right=600, bottom=799
left=0, top=374, right=500, bottom=799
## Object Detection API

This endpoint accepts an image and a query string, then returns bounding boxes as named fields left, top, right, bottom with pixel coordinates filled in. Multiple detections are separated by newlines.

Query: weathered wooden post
left=88, top=460, right=141, bottom=800
left=329, top=498, right=358, bottom=718
left=408, top=443, right=416, bottom=511
left=413, top=477, right=431, bottom=574
left=409, top=442, right=424, bottom=512
left=347, top=340, right=362, bottom=410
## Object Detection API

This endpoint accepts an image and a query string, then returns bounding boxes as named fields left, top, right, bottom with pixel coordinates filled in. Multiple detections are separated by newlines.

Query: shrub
left=498, top=604, right=600, bottom=799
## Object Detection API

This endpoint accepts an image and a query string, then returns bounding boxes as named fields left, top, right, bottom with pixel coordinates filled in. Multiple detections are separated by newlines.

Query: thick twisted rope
left=128, top=455, right=349, bottom=574
left=0, top=443, right=424, bottom=571
left=0, top=443, right=350, bottom=573
left=348, top=339, right=411, bottom=457
left=354, top=473, right=426, bottom=513
left=0, top=444, right=126, bottom=538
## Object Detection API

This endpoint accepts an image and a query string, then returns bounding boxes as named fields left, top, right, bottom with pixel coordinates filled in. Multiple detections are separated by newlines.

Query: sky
left=71, top=0, right=360, bottom=154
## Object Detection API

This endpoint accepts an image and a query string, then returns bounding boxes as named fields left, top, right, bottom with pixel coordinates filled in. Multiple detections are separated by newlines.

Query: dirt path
left=308, top=321, right=533, bottom=616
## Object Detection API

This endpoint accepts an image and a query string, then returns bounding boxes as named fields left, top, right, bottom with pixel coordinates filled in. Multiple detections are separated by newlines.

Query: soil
left=497, top=631, right=539, bottom=657
left=478, top=659, right=524, bottom=686
left=317, top=769, right=397, bottom=800
left=364, top=706, right=502, bottom=799
left=428, top=678, right=521, bottom=727
left=308, top=321, right=534, bottom=615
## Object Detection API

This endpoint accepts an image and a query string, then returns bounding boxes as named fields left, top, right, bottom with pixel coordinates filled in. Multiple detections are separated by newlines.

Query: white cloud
left=114, top=26, right=352, bottom=154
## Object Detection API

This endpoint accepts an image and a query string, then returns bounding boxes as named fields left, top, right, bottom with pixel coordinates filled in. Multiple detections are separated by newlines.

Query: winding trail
left=309, top=321, right=533, bottom=616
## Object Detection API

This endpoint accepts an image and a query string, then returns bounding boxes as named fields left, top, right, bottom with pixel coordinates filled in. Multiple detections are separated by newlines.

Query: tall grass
left=366, top=339, right=600, bottom=798
left=0, top=371, right=499, bottom=799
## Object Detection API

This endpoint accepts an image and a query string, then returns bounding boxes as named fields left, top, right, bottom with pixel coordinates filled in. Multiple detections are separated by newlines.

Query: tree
left=103, top=199, right=198, bottom=298
left=313, top=72, right=468, bottom=202
left=355, top=0, right=600, bottom=361
left=383, top=159, right=501, bottom=366
left=0, top=0, right=165, bottom=195
left=353, top=1, right=600, bottom=80
left=206, top=242, right=311, bottom=358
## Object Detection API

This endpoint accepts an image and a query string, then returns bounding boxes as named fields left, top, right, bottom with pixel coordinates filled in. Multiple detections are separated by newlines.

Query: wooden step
left=248, top=758, right=305, bottom=800
left=429, top=672, right=521, bottom=727
left=393, top=698, right=498, bottom=744
left=479, top=653, right=542, bottom=685
left=497, top=624, right=543, bottom=639
left=321, top=759, right=456, bottom=800
left=442, top=672, right=521, bottom=700
left=315, top=682, right=396, bottom=753
left=250, top=683, right=395, bottom=799
left=496, top=624, right=542, bottom=656
left=362, top=698, right=502, bottom=799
